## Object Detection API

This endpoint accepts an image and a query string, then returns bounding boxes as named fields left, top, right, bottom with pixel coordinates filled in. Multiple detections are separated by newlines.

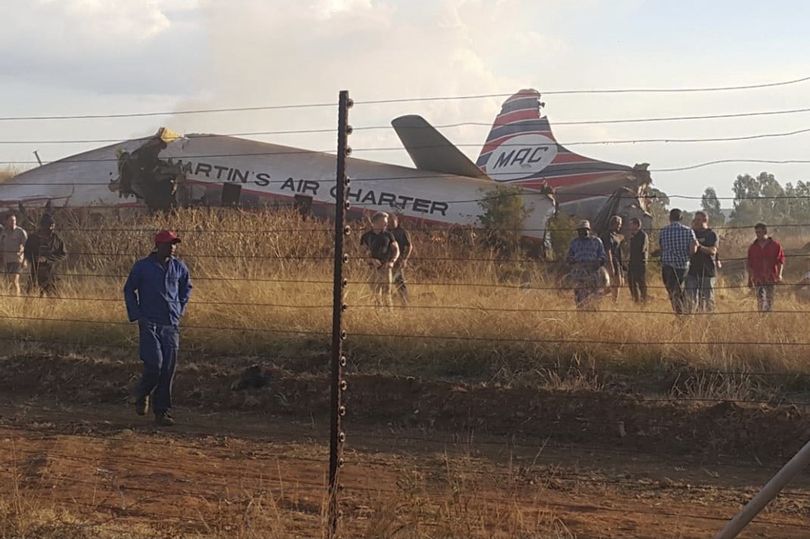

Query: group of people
left=0, top=207, right=791, bottom=429
left=359, top=211, right=412, bottom=307
left=0, top=212, right=67, bottom=296
left=567, top=208, right=787, bottom=313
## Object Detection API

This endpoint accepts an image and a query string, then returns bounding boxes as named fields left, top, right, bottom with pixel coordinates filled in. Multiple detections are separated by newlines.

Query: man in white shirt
left=0, top=213, right=28, bottom=296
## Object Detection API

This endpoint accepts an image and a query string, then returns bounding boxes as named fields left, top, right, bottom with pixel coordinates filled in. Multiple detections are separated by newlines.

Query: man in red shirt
left=746, top=223, right=785, bottom=312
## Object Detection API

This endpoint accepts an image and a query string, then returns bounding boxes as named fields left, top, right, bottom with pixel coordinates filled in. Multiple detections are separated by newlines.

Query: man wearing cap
left=360, top=212, right=400, bottom=308
left=659, top=209, right=699, bottom=314
left=566, top=220, right=607, bottom=309
left=124, top=230, right=192, bottom=426
left=24, top=213, right=67, bottom=296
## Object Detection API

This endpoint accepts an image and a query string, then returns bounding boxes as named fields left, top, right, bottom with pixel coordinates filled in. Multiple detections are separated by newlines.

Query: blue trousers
left=136, top=321, right=179, bottom=414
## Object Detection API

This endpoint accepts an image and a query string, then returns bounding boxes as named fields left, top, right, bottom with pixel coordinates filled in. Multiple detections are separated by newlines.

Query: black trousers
left=662, top=265, right=688, bottom=314
left=28, top=264, right=58, bottom=296
left=627, top=264, right=647, bottom=303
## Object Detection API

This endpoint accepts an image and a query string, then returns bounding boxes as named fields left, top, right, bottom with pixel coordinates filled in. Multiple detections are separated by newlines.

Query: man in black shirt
left=686, top=211, right=718, bottom=312
left=24, top=213, right=67, bottom=297
left=626, top=217, right=648, bottom=303
left=388, top=214, right=412, bottom=305
left=360, top=212, right=400, bottom=307
left=600, top=215, right=624, bottom=301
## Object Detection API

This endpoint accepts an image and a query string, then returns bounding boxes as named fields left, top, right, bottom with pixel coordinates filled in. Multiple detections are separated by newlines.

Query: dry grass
left=1, top=207, right=810, bottom=388
left=0, top=437, right=574, bottom=539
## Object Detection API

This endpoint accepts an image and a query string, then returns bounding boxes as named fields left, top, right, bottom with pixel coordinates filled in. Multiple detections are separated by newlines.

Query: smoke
left=165, top=0, right=535, bottom=165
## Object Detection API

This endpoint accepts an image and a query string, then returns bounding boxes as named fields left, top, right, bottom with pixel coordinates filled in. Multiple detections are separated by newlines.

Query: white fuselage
left=2, top=133, right=556, bottom=241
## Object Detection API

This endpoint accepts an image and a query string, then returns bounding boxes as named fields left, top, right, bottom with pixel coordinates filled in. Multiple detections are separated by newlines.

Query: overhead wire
left=4, top=104, right=810, bottom=145
left=4, top=124, right=810, bottom=165
left=1, top=74, right=807, bottom=122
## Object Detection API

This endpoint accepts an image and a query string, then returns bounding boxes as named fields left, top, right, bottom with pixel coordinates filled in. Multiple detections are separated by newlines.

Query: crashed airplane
left=1, top=89, right=651, bottom=239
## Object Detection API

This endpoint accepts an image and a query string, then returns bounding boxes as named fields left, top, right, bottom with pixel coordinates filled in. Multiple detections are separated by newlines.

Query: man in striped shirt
left=567, top=220, right=607, bottom=309
left=659, top=209, right=699, bottom=314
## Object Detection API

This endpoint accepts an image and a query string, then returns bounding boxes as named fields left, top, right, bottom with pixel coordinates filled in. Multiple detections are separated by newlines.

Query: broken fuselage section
left=111, top=128, right=186, bottom=212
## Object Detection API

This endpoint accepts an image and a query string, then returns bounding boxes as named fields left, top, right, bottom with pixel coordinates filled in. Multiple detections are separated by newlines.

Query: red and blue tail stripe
left=476, top=89, right=635, bottom=195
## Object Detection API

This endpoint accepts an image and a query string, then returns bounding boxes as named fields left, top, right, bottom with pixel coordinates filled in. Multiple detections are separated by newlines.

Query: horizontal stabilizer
left=392, top=115, right=489, bottom=179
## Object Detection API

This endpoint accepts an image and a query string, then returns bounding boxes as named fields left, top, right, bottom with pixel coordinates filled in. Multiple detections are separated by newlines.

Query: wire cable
left=2, top=74, right=806, bottom=122
left=6, top=104, right=810, bottom=145
left=354, top=75, right=810, bottom=104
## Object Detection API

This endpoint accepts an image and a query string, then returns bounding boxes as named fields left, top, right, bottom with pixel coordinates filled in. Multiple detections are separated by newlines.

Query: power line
left=2, top=75, right=807, bottom=122
left=6, top=105, right=810, bottom=145
left=4, top=125, right=810, bottom=164
left=349, top=127, right=810, bottom=149
left=353, top=75, right=810, bottom=104
left=0, top=102, right=337, bottom=122
left=655, top=158, right=810, bottom=172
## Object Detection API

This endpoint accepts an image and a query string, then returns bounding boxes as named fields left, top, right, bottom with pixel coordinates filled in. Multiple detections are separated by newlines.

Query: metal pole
left=714, top=438, right=810, bottom=539
left=328, top=90, right=351, bottom=539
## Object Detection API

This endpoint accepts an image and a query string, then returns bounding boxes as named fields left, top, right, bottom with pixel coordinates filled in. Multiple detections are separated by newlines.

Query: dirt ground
left=1, top=352, right=809, bottom=538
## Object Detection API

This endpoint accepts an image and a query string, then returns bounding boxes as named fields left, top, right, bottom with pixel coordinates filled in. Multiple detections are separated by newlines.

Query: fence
left=1, top=85, right=810, bottom=537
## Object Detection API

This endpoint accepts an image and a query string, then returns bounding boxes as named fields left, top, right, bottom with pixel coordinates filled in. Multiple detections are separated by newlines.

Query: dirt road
left=1, top=395, right=808, bottom=539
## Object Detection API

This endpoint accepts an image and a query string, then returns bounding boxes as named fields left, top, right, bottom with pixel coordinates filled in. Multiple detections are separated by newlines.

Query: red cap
left=154, top=230, right=181, bottom=244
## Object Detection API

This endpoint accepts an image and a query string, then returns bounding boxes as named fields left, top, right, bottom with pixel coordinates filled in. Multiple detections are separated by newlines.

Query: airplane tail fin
left=476, top=89, right=637, bottom=195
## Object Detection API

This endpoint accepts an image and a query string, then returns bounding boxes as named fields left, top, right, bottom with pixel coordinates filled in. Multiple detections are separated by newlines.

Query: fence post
left=714, top=438, right=810, bottom=539
left=328, top=89, right=352, bottom=539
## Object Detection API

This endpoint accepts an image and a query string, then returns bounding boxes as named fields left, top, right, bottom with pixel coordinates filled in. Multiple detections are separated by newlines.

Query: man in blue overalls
left=124, top=230, right=192, bottom=426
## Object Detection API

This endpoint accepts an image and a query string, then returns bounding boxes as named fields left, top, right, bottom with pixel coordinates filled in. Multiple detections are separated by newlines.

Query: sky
left=1, top=0, right=809, bottom=209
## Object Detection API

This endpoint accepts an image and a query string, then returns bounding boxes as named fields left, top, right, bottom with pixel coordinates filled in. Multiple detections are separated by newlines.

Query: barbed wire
left=4, top=249, right=809, bottom=264
left=15, top=221, right=810, bottom=234
left=8, top=271, right=809, bottom=291
left=7, top=312, right=810, bottom=349
left=10, top=290, right=810, bottom=317
left=0, top=314, right=329, bottom=336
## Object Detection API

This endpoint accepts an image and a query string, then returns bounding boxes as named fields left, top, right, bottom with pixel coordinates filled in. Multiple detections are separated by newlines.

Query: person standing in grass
left=600, top=215, right=624, bottom=302
left=566, top=220, right=607, bottom=310
left=360, top=212, right=400, bottom=308
left=124, top=230, right=192, bottom=426
left=746, top=223, right=784, bottom=312
left=626, top=217, right=648, bottom=303
left=0, top=212, right=27, bottom=296
left=659, top=209, right=699, bottom=314
left=388, top=213, right=412, bottom=306
left=685, top=211, right=719, bottom=313
left=23, top=213, right=67, bottom=297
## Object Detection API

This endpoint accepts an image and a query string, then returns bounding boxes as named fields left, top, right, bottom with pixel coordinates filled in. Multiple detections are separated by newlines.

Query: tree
left=646, top=187, right=671, bottom=230
left=700, top=187, right=726, bottom=226
left=477, top=185, right=529, bottom=254
left=730, top=172, right=785, bottom=225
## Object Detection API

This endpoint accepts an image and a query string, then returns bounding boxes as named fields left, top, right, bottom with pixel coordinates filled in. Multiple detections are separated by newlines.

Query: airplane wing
left=391, top=115, right=489, bottom=179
